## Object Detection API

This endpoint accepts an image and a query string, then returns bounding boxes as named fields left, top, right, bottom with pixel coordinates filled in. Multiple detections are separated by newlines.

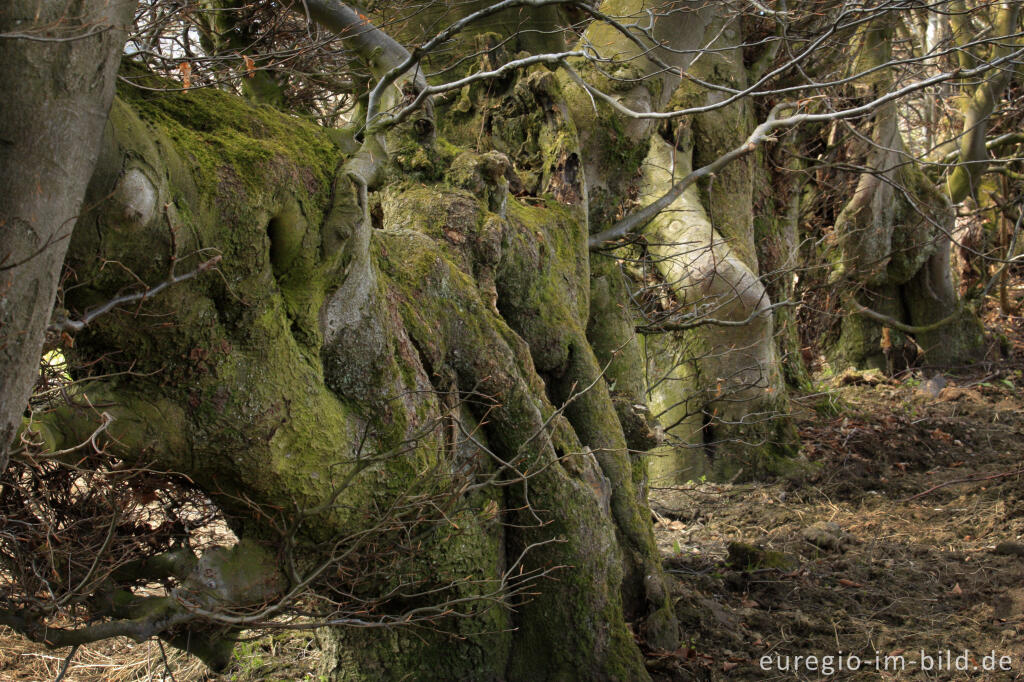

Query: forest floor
left=4, top=299, right=1024, bottom=681
left=650, top=302, right=1024, bottom=681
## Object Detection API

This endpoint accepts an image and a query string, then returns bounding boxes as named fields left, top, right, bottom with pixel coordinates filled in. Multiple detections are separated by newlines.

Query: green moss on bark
left=52, top=58, right=677, bottom=681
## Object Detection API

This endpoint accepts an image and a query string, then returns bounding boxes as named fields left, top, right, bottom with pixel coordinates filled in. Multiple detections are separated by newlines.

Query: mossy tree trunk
left=755, top=146, right=813, bottom=392
left=945, top=2, right=1021, bottom=204
left=828, top=18, right=985, bottom=370
left=568, top=8, right=800, bottom=483
left=41, top=20, right=681, bottom=679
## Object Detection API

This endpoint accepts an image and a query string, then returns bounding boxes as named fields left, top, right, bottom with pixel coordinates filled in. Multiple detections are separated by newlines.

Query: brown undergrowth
left=649, top=287, right=1024, bottom=681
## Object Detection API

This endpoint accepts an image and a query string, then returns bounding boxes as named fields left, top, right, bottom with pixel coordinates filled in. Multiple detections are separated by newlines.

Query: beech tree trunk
left=0, top=0, right=136, bottom=470
left=42, top=47, right=676, bottom=679
left=828, top=19, right=985, bottom=369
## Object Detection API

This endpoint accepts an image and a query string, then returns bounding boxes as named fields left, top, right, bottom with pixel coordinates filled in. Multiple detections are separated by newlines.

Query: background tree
left=1, top=0, right=1022, bottom=679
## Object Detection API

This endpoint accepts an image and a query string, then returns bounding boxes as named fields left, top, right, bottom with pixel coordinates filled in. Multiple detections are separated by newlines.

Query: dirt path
left=649, top=342, right=1024, bottom=680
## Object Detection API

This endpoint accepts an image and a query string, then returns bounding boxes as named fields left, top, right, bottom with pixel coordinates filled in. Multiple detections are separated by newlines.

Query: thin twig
left=53, top=645, right=79, bottom=682
left=50, top=255, right=221, bottom=333
left=158, top=639, right=178, bottom=682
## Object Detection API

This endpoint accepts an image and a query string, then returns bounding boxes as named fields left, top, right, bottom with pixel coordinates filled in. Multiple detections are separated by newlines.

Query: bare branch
left=49, top=256, right=221, bottom=333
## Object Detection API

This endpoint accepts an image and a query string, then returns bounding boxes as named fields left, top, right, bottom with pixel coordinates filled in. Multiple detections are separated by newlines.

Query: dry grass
left=0, top=627, right=322, bottom=681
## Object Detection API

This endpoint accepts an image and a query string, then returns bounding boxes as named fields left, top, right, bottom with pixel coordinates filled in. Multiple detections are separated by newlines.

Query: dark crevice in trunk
left=701, top=409, right=717, bottom=462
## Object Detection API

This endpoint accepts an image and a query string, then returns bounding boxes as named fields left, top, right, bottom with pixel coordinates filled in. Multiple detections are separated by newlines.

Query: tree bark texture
left=48, top=53, right=674, bottom=677
left=0, top=0, right=136, bottom=470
